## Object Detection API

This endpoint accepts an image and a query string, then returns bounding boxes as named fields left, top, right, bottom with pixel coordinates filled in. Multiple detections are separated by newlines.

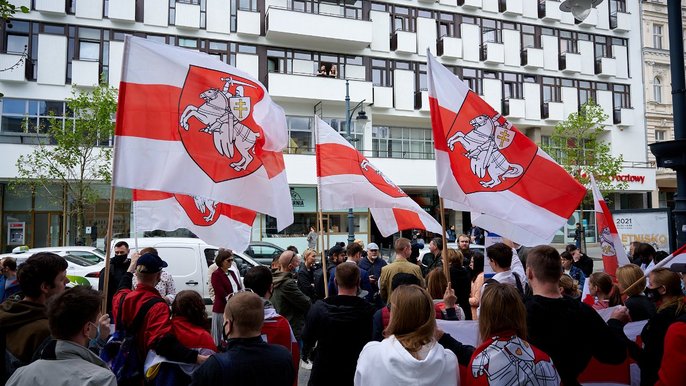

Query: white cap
left=367, top=243, right=379, bottom=251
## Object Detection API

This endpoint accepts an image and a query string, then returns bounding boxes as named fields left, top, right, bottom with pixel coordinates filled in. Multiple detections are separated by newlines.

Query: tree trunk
left=75, top=201, right=85, bottom=246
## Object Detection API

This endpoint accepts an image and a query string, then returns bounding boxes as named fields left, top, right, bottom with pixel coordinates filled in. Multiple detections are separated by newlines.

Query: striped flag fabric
left=114, top=36, right=293, bottom=230
left=644, top=243, right=686, bottom=275
left=315, top=117, right=442, bottom=237
left=590, top=175, right=630, bottom=278
left=426, top=52, right=586, bottom=246
left=133, top=189, right=256, bottom=252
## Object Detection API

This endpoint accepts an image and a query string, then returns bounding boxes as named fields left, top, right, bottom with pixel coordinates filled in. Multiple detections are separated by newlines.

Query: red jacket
left=211, top=269, right=239, bottom=314
left=171, top=316, right=216, bottom=352
left=112, top=282, right=172, bottom=355
left=262, top=311, right=299, bottom=386
left=656, top=321, right=686, bottom=386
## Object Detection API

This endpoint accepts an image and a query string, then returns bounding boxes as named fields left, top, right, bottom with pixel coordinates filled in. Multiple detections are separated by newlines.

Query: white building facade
left=0, top=0, right=653, bottom=252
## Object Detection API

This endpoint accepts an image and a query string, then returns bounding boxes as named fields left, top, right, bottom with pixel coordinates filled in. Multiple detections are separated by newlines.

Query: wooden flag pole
left=101, top=185, right=116, bottom=314
left=439, top=197, right=450, bottom=282
left=314, top=116, right=329, bottom=298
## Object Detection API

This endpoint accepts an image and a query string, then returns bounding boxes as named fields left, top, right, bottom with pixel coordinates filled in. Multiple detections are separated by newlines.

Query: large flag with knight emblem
left=315, top=117, right=442, bottom=237
left=114, top=36, right=293, bottom=230
left=427, top=52, right=585, bottom=246
left=589, top=175, right=630, bottom=278
left=133, top=190, right=256, bottom=252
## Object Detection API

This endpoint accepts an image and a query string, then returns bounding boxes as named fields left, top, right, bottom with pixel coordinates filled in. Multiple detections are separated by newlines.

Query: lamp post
left=344, top=79, right=368, bottom=244
left=649, top=0, right=686, bottom=249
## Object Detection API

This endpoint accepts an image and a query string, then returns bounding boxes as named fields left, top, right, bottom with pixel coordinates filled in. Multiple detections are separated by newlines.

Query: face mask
left=645, top=287, right=662, bottom=303
left=88, top=321, right=101, bottom=346
left=294, top=265, right=300, bottom=273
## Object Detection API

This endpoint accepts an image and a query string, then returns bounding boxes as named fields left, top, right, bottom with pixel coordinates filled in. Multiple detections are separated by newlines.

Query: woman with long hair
left=587, top=272, right=622, bottom=310
left=355, top=285, right=458, bottom=385
left=616, top=264, right=655, bottom=321
left=447, top=248, right=472, bottom=320
left=426, top=268, right=465, bottom=320
left=467, top=283, right=560, bottom=385
left=210, top=249, right=241, bottom=346
left=621, top=268, right=686, bottom=386
left=469, top=252, right=485, bottom=320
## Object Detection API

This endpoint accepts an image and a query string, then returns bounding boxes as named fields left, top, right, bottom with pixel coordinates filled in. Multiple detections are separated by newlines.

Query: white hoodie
left=354, top=336, right=459, bottom=386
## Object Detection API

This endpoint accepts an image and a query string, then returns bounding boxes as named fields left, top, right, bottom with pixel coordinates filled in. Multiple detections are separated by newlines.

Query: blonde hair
left=445, top=248, right=464, bottom=267
left=303, top=248, right=317, bottom=260
left=479, top=283, right=527, bottom=342
left=426, top=268, right=447, bottom=300
left=559, top=274, right=580, bottom=298
left=617, top=264, right=645, bottom=296
left=385, top=285, right=436, bottom=356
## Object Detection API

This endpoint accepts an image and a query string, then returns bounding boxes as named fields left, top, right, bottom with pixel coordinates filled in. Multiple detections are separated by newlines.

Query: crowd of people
left=0, top=236, right=685, bottom=386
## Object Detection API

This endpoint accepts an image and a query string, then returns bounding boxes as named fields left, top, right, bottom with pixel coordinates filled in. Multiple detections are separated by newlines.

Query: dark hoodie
left=98, top=256, right=130, bottom=315
left=0, top=300, right=49, bottom=365
left=270, top=270, right=311, bottom=340
left=301, top=295, right=375, bottom=386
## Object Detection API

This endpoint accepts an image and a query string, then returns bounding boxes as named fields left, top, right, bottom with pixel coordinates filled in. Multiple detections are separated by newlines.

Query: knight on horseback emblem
left=180, top=77, right=260, bottom=172
left=446, top=113, right=523, bottom=189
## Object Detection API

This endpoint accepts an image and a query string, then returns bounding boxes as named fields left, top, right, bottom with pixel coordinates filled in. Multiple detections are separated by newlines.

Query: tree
left=1, top=0, right=29, bottom=21
left=13, top=82, right=118, bottom=245
left=543, top=100, right=626, bottom=191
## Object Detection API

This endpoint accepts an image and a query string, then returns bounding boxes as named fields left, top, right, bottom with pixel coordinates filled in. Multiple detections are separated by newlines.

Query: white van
left=112, top=237, right=260, bottom=305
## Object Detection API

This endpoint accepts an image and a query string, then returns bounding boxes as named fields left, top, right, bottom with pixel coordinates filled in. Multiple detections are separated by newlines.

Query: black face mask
left=644, top=287, right=662, bottom=303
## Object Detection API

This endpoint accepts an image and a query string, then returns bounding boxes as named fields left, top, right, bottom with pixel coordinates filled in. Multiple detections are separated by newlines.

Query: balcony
left=237, top=10, right=261, bottom=36
left=613, top=108, right=634, bottom=126
left=267, top=72, right=372, bottom=103
left=418, top=0, right=436, bottom=3
left=559, top=52, right=582, bottom=74
left=610, top=11, right=631, bottom=32
left=175, top=2, right=200, bottom=29
left=373, top=86, right=393, bottom=109
left=574, top=8, right=597, bottom=28
left=35, top=0, right=65, bottom=14
left=265, top=6, right=372, bottom=50
left=458, top=0, right=482, bottom=9
left=413, top=90, right=430, bottom=111
left=538, top=0, right=561, bottom=21
left=594, top=57, right=616, bottom=78
left=391, top=31, right=417, bottom=54
left=541, top=101, right=565, bottom=121
left=480, top=42, right=505, bottom=64
left=502, top=98, right=525, bottom=119
left=521, top=47, right=544, bottom=69
left=108, top=0, right=135, bottom=21
left=71, top=60, right=100, bottom=87
left=499, top=0, right=522, bottom=15
left=437, top=37, right=462, bottom=59
left=0, top=53, right=31, bottom=82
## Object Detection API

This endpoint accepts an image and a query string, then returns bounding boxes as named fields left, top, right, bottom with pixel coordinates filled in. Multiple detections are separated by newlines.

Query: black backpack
left=100, top=294, right=166, bottom=384
left=485, top=272, right=527, bottom=300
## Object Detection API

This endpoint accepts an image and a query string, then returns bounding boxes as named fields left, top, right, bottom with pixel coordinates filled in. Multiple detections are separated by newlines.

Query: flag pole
left=314, top=116, right=329, bottom=298
left=101, top=186, right=116, bottom=314
left=439, top=197, right=450, bottom=282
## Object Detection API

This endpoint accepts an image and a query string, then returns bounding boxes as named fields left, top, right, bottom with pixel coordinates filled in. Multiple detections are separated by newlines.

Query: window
left=437, top=12, right=459, bottom=38
left=372, top=126, right=434, bottom=160
left=502, top=73, right=522, bottom=100
left=481, top=19, right=501, bottom=44
left=613, top=84, right=630, bottom=108
left=521, top=24, right=538, bottom=48
left=655, top=130, right=666, bottom=142
left=286, top=116, right=313, bottom=154
left=594, top=35, right=609, bottom=59
left=653, top=77, right=662, bottom=103
left=462, top=68, right=481, bottom=94
left=578, top=81, right=594, bottom=106
left=389, top=6, right=416, bottom=32
left=0, top=99, right=73, bottom=135
left=559, top=30, right=576, bottom=54
left=541, top=77, right=561, bottom=103
left=77, top=28, right=101, bottom=61
left=653, top=24, right=663, bottom=49
left=231, top=0, right=258, bottom=31
left=371, top=59, right=391, bottom=87
left=3, top=20, right=30, bottom=54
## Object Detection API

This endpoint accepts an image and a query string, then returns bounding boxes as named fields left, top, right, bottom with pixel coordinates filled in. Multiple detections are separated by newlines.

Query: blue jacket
left=327, top=262, right=371, bottom=300
left=567, top=265, right=586, bottom=292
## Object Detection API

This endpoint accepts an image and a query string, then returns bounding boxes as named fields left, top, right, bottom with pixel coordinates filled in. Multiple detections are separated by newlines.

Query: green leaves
left=542, top=100, right=627, bottom=192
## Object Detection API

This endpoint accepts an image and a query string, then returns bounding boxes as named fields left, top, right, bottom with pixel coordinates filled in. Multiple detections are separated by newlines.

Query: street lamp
left=345, top=79, right=369, bottom=244
left=559, top=0, right=602, bottom=21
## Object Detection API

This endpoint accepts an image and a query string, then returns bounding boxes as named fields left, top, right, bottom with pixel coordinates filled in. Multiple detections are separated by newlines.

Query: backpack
left=485, top=272, right=526, bottom=300
left=101, top=293, right=166, bottom=384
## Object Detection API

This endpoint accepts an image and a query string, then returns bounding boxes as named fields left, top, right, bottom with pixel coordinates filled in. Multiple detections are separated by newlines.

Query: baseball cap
left=136, top=252, right=168, bottom=273
left=367, top=242, right=379, bottom=251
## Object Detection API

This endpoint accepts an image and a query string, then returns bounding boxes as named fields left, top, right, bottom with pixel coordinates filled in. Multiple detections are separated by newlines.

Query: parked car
left=113, top=237, right=260, bottom=305
left=0, top=246, right=106, bottom=287
left=244, top=241, right=285, bottom=266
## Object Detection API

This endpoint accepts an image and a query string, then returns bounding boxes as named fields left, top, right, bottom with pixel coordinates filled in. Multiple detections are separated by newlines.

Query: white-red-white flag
left=590, top=175, right=630, bottom=277
left=133, top=190, right=256, bottom=252
left=114, top=36, right=293, bottom=230
left=427, top=52, right=585, bottom=246
left=315, top=117, right=441, bottom=237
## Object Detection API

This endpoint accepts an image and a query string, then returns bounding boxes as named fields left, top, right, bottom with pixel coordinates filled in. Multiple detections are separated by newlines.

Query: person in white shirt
left=477, top=242, right=526, bottom=316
